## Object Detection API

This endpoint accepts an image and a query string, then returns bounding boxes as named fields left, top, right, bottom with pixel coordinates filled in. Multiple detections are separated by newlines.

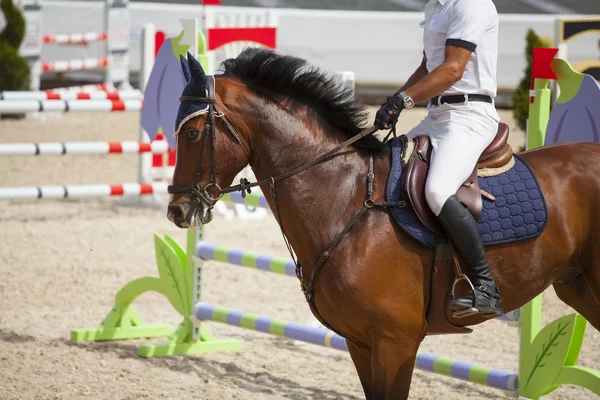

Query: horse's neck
left=248, top=105, right=369, bottom=265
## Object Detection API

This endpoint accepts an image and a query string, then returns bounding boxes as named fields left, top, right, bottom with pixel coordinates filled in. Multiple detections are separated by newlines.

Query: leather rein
left=167, top=75, right=405, bottom=335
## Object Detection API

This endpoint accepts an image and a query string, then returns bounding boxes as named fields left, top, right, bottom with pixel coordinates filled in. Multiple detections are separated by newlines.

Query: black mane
left=219, top=48, right=387, bottom=153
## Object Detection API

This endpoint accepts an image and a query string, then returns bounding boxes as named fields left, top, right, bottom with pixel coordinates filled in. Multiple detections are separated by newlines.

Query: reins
left=222, top=124, right=381, bottom=197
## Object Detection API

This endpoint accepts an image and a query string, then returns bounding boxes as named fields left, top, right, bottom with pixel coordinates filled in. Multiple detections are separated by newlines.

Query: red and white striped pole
left=151, top=132, right=176, bottom=181
left=0, top=99, right=142, bottom=113
left=41, top=58, right=110, bottom=73
left=0, top=90, right=142, bottom=101
left=0, top=141, right=169, bottom=156
left=0, top=182, right=168, bottom=200
left=43, top=31, right=108, bottom=45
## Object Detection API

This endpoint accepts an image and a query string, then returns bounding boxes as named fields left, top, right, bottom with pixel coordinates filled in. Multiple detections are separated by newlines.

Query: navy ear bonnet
left=174, top=52, right=211, bottom=136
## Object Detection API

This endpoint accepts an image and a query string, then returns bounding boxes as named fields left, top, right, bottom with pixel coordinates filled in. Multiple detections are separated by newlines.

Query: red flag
left=154, top=31, right=166, bottom=57
left=530, top=47, right=558, bottom=103
left=532, top=47, right=559, bottom=80
left=202, top=0, right=222, bottom=4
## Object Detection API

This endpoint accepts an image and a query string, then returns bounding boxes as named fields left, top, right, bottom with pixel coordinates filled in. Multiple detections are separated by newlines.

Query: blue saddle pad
left=385, top=137, right=548, bottom=250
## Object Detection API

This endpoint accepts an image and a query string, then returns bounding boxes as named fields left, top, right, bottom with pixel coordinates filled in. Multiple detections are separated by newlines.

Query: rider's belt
left=430, top=94, right=493, bottom=106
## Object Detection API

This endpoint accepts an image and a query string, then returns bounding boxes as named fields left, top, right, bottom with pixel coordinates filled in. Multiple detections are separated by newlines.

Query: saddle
left=402, top=122, right=513, bottom=234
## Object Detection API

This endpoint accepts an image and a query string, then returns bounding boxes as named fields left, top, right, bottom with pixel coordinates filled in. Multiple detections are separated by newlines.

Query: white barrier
left=0, top=182, right=167, bottom=200
left=0, top=99, right=142, bottom=113
left=0, top=90, right=142, bottom=101
left=0, top=141, right=168, bottom=156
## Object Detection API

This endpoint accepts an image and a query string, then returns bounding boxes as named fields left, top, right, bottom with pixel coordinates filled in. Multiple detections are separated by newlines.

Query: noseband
left=166, top=76, right=251, bottom=209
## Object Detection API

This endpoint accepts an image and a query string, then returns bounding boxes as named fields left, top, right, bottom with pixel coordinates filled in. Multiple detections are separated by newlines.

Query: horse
left=166, top=48, right=600, bottom=399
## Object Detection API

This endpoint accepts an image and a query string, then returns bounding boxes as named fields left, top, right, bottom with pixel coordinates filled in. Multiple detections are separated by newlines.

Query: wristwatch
left=397, top=91, right=415, bottom=109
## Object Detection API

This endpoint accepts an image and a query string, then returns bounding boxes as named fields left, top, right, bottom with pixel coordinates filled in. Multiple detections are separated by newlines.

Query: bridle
left=166, top=74, right=404, bottom=336
left=167, top=76, right=252, bottom=207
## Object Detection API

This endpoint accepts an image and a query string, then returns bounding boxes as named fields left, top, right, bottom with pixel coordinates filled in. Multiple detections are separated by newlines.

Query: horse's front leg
left=347, top=340, right=374, bottom=399
left=370, top=329, right=425, bottom=400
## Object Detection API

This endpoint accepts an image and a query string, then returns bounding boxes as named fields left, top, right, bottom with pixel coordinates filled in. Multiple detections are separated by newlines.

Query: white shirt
left=421, top=0, right=499, bottom=98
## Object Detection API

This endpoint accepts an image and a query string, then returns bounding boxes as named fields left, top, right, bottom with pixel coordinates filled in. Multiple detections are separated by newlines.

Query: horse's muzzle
left=167, top=197, right=213, bottom=228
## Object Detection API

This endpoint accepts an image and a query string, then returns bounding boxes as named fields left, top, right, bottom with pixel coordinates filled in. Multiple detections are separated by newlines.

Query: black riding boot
left=437, top=195, right=504, bottom=318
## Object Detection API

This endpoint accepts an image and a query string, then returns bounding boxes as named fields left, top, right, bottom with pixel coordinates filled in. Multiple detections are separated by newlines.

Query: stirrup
left=451, top=273, right=478, bottom=318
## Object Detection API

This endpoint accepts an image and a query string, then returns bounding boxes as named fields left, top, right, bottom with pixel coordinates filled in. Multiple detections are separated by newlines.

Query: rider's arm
left=403, top=46, right=471, bottom=103
left=397, top=54, right=428, bottom=93
left=403, top=0, right=488, bottom=104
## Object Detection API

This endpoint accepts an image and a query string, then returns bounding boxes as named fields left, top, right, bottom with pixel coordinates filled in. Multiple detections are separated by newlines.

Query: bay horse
left=166, top=48, right=600, bottom=399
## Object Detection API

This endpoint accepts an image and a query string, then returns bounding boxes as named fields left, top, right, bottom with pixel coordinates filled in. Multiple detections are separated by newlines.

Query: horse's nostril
left=167, top=205, right=184, bottom=222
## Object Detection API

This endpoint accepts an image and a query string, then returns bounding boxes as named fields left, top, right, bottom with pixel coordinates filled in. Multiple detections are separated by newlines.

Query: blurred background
left=20, top=0, right=600, bottom=107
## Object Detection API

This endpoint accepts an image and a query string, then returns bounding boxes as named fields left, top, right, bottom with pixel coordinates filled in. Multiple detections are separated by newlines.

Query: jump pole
left=0, top=141, right=168, bottom=156
left=43, top=31, right=108, bottom=45
left=0, top=182, right=168, bottom=200
left=0, top=91, right=142, bottom=101
left=0, top=99, right=142, bottom=113
left=194, top=302, right=518, bottom=393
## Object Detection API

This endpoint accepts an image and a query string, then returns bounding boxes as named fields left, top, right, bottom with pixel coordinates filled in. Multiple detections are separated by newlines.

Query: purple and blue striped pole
left=196, top=241, right=297, bottom=277
left=195, top=302, right=346, bottom=350
left=195, top=302, right=518, bottom=393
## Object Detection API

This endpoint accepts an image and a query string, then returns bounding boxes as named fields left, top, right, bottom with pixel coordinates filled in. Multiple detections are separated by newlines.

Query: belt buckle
left=436, top=96, right=442, bottom=106
left=463, top=94, right=469, bottom=105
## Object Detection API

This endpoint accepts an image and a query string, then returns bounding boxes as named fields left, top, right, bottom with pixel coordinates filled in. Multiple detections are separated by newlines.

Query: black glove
left=374, top=94, right=405, bottom=129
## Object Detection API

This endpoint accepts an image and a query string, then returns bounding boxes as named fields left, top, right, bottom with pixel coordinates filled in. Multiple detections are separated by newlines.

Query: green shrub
left=0, top=44, right=30, bottom=91
left=512, top=29, right=553, bottom=131
left=0, top=0, right=30, bottom=91
left=0, top=0, right=26, bottom=49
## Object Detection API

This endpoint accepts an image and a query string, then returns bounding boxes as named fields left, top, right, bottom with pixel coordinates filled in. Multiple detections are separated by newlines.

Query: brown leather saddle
left=402, top=122, right=513, bottom=234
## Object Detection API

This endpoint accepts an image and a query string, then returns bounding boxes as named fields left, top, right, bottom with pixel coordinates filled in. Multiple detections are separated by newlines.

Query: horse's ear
left=180, top=54, right=191, bottom=82
left=186, top=52, right=207, bottom=93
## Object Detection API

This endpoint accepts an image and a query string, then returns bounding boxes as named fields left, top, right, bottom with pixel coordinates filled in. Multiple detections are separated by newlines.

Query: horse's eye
left=186, top=130, right=199, bottom=141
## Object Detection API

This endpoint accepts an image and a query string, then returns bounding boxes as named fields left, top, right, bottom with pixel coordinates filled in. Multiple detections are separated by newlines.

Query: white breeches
left=406, top=101, right=500, bottom=216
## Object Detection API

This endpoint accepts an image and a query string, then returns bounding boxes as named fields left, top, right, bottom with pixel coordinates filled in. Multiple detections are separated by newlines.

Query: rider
left=375, top=0, right=503, bottom=317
